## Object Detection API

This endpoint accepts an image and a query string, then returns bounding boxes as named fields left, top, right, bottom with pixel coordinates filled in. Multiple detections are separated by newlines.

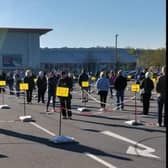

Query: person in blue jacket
left=96, top=71, right=109, bottom=111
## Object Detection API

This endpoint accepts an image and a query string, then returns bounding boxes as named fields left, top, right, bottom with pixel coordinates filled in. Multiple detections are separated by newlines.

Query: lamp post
left=115, top=34, right=119, bottom=72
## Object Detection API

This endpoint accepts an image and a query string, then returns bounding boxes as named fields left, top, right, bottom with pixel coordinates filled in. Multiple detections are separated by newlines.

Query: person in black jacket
left=36, top=71, right=47, bottom=104
left=46, top=72, right=58, bottom=112
left=140, top=72, right=154, bottom=115
left=156, top=66, right=166, bottom=127
left=0, top=70, right=6, bottom=93
left=24, top=70, right=35, bottom=104
left=78, top=69, right=89, bottom=102
left=114, top=70, right=127, bottom=110
left=6, top=71, right=14, bottom=95
left=57, top=71, right=73, bottom=119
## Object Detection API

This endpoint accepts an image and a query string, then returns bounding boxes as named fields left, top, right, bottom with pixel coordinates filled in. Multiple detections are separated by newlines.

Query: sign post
left=19, top=83, right=32, bottom=122
left=0, top=81, right=10, bottom=109
left=125, top=84, right=143, bottom=126
left=50, top=87, right=77, bottom=143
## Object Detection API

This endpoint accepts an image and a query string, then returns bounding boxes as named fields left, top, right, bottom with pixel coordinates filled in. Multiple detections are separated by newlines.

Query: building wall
left=0, top=31, right=40, bottom=70
left=40, top=48, right=137, bottom=73
left=0, top=30, right=137, bottom=73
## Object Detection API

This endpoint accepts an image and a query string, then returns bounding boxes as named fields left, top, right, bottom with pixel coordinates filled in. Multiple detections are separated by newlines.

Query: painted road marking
left=30, top=122, right=56, bottom=136
left=85, top=152, right=117, bottom=168
left=0, top=120, right=15, bottom=123
left=101, top=131, right=160, bottom=159
left=30, top=122, right=117, bottom=167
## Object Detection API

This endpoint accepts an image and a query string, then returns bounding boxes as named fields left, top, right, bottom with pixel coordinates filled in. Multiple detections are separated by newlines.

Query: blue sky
left=0, top=0, right=166, bottom=49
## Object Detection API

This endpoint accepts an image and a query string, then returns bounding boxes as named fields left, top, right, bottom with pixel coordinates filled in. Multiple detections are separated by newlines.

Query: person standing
left=6, top=71, right=14, bottom=95
left=57, top=71, right=73, bottom=119
left=140, top=72, right=154, bottom=115
left=114, top=70, right=127, bottom=110
left=13, top=70, right=22, bottom=98
left=109, top=70, right=116, bottom=98
left=0, top=70, right=6, bottom=93
left=36, top=71, right=47, bottom=104
left=96, top=71, right=109, bottom=111
left=78, top=69, right=89, bottom=102
left=24, top=70, right=35, bottom=104
left=46, top=72, right=57, bottom=112
left=156, top=66, right=166, bottom=127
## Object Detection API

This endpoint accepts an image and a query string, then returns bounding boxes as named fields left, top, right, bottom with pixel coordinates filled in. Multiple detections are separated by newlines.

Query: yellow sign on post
left=56, top=87, right=69, bottom=97
left=20, top=83, right=29, bottom=90
left=0, top=81, right=6, bottom=86
left=91, top=76, right=96, bottom=81
left=82, top=81, right=89, bottom=87
left=131, top=84, right=140, bottom=92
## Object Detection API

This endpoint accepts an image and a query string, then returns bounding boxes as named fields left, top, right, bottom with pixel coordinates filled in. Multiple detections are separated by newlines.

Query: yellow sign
left=20, top=83, right=29, bottom=90
left=82, top=81, right=89, bottom=87
left=91, top=76, right=96, bottom=81
left=127, top=75, right=132, bottom=80
left=56, top=87, right=69, bottom=97
left=0, top=81, right=6, bottom=86
left=131, top=84, right=140, bottom=92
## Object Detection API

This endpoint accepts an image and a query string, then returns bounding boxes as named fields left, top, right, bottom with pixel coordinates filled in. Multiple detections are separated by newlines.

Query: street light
left=115, top=34, right=119, bottom=72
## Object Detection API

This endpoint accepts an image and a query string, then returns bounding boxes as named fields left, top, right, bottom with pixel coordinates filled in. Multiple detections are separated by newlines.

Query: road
left=0, top=81, right=166, bottom=168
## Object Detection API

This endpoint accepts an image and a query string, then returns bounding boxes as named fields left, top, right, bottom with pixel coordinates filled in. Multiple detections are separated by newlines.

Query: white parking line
left=30, top=122, right=117, bottom=168
left=101, top=130, right=160, bottom=159
left=85, top=152, right=117, bottom=168
left=30, top=122, right=56, bottom=136
left=0, top=120, right=15, bottom=123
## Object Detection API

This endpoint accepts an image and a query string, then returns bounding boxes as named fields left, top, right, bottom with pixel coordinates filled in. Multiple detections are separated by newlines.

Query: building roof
left=0, top=27, right=52, bottom=35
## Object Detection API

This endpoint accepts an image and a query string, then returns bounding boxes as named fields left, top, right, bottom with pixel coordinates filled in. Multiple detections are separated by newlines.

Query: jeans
left=116, top=90, right=124, bottom=109
left=60, top=97, right=72, bottom=117
left=142, top=94, right=151, bottom=115
left=157, top=96, right=166, bottom=126
left=99, top=90, right=108, bottom=108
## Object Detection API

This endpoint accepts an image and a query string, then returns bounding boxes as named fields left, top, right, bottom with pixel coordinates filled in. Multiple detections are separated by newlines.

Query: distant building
left=40, top=47, right=137, bottom=73
left=0, top=27, right=136, bottom=73
left=0, top=27, right=52, bottom=70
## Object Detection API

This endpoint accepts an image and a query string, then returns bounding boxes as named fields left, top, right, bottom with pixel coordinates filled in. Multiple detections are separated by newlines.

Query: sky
left=0, top=0, right=166, bottom=49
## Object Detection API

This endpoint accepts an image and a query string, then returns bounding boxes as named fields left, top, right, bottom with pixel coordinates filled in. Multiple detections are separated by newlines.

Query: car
left=124, top=70, right=136, bottom=80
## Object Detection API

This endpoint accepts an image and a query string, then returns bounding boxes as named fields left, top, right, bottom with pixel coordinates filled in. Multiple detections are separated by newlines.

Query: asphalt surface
left=0, top=81, right=166, bottom=168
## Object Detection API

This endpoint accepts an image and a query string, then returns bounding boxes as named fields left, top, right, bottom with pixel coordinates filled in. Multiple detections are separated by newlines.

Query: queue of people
left=0, top=66, right=166, bottom=126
